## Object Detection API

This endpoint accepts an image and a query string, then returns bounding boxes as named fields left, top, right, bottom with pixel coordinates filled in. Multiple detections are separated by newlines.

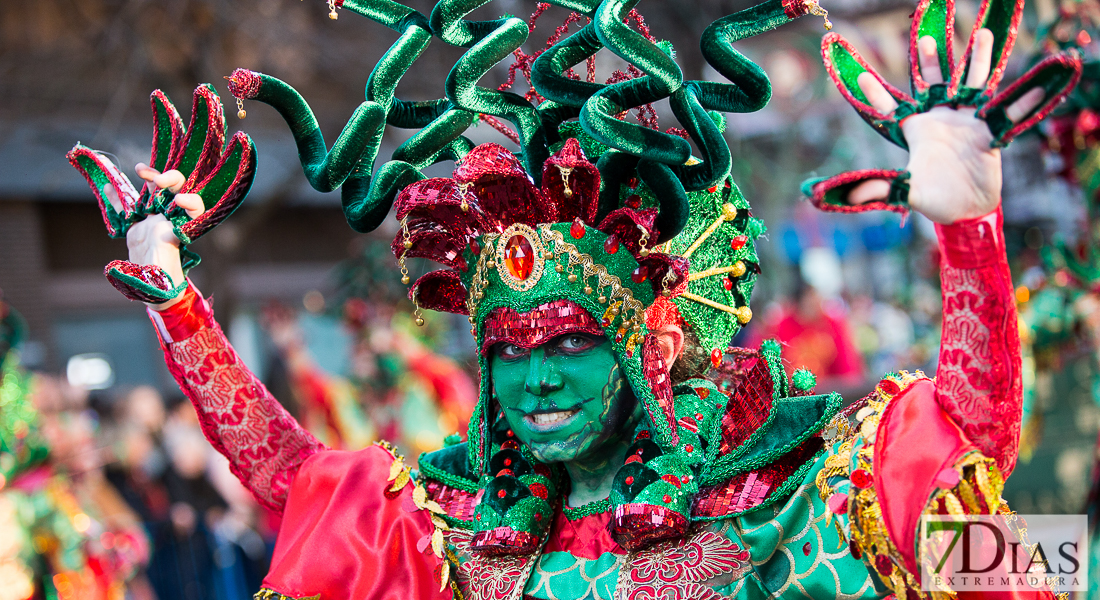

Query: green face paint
left=490, top=333, right=639, bottom=465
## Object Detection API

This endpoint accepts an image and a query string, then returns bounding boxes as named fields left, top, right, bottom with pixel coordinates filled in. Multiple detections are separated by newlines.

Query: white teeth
left=531, top=411, right=576, bottom=426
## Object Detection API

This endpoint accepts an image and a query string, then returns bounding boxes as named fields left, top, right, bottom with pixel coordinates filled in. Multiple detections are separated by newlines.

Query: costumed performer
left=67, top=0, right=1082, bottom=597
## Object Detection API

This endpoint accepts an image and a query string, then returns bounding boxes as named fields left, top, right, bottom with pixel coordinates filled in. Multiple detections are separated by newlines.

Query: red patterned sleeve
left=933, top=206, right=1022, bottom=478
left=147, top=283, right=327, bottom=513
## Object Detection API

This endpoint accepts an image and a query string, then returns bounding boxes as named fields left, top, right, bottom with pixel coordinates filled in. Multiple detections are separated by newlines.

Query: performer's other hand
left=109, top=164, right=206, bottom=310
left=847, top=29, right=1044, bottom=224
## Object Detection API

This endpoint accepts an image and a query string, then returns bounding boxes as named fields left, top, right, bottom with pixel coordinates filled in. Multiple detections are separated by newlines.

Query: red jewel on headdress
left=604, top=235, right=620, bottom=255
left=631, top=265, right=648, bottom=283
left=708, top=186, right=718, bottom=194
left=662, top=494, right=672, bottom=504
left=470, top=239, right=481, bottom=255
left=625, top=194, right=641, bottom=209
left=730, top=235, right=747, bottom=251
left=684, top=444, right=694, bottom=453
left=625, top=476, right=634, bottom=485
left=497, top=489, right=507, bottom=498
left=878, top=379, right=901, bottom=395
left=503, top=458, right=512, bottom=466
left=504, top=235, right=535, bottom=280
left=681, top=474, right=690, bottom=484
left=628, top=176, right=639, bottom=188
left=723, top=277, right=733, bottom=291
left=694, top=387, right=710, bottom=399
left=694, top=412, right=704, bottom=421
left=710, top=348, right=723, bottom=368
left=570, top=219, right=586, bottom=239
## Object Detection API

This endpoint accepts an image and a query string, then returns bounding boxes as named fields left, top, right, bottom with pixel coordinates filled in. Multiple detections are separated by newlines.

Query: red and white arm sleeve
left=147, top=283, right=327, bottom=513
left=933, top=206, right=1022, bottom=478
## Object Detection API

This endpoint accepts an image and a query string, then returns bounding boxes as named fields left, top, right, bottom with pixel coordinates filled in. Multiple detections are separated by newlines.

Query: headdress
left=221, top=0, right=836, bottom=553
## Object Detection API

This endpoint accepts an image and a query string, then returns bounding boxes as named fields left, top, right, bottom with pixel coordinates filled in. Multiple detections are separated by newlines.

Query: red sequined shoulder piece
left=692, top=437, right=823, bottom=518
left=423, top=479, right=479, bottom=522
left=714, top=348, right=774, bottom=456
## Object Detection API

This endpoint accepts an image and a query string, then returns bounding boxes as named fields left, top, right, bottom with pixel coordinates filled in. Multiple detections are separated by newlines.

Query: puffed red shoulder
left=261, top=445, right=449, bottom=600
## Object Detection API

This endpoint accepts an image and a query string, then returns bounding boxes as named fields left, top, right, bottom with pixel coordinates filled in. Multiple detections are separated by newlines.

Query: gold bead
left=633, top=324, right=641, bottom=332
left=555, top=264, right=564, bottom=273
left=460, top=200, right=469, bottom=213
left=401, top=275, right=410, bottom=284
left=732, top=261, right=746, bottom=277
left=486, top=260, right=496, bottom=269
left=542, top=251, right=554, bottom=260
left=468, top=316, right=475, bottom=324
left=563, top=187, right=573, bottom=198
left=721, top=203, right=738, bottom=221
left=329, top=9, right=338, bottom=19
left=476, top=291, right=484, bottom=300
left=598, top=295, right=607, bottom=304
left=611, top=307, right=620, bottom=316
left=567, top=273, right=577, bottom=283
left=415, top=317, right=425, bottom=326
left=403, top=240, right=413, bottom=249
left=736, top=306, right=753, bottom=324
left=584, top=286, right=593, bottom=295
left=237, top=109, right=247, bottom=119
left=639, top=247, right=650, bottom=257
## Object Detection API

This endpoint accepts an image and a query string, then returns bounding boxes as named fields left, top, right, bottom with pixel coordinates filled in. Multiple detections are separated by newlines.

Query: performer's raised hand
left=804, top=0, right=1082, bottom=224
left=68, top=85, right=256, bottom=306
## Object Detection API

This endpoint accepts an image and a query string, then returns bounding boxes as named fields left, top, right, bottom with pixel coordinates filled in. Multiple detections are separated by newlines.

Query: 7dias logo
left=920, top=514, right=1087, bottom=594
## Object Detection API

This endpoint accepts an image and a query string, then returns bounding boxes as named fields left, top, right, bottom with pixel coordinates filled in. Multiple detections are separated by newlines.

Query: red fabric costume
left=144, top=207, right=1042, bottom=599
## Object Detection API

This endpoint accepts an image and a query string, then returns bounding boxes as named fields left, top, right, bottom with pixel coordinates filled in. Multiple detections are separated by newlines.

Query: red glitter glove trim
left=147, top=281, right=213, bottom=344
left=934, top=206, right=1005, bottom=269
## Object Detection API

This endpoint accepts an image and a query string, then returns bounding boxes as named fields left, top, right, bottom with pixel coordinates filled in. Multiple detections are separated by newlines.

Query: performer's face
left=490, top=333, right=641, bottom=464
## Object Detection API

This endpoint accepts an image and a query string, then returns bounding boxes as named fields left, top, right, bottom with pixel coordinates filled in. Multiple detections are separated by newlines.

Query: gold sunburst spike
left=681, top=203, right=738, bottom=259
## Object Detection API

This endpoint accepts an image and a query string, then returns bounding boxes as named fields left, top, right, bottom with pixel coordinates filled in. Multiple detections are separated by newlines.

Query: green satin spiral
left=229, top=0, right=810, bottom=238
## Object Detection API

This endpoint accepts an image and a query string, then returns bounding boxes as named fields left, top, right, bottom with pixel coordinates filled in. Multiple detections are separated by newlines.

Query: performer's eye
left=556, top=333, right=599, bottom=353
left=496, top=343, right=528, bottom=360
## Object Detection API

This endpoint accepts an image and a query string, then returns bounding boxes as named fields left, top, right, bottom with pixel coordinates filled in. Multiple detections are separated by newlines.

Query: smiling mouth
left=524, top=409, right=580, bottom=431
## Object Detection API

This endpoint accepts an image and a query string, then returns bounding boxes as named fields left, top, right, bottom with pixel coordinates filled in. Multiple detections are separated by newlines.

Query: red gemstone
left=723, top=277, right=733, bottom=291
left=631, top=265, right=648, bottom=283
left=601, top=317, right=611, bottom=327
left=695, top=387, right=710, bottom=399
left=503, top=458, right=512, bottom=466
left=470, top=239, right=481, bottom=255
left=662, top=494, right=672, bottom=504
left=827, top=493, right=848, bottom=515
left=708, top=186, right=718, bottom=193
left=506, top=430, right=514, bottom=437
left=694, top=413, right=704, bottom=421
left=850, top=468, right=872, bottom=489
left=604, top=235, right=620, bottom=254
left=876, top=555, right=893, bottom=576
left=878, top=379, right=901, bottom=395
left=570, top=219, right=586, bottom=239
left=497, top=489, right=507, bottom=498
left=803, top=541, right=812, bottom=556
left=628, top=177, right=639, bottom=188
left=615, top=332, right=624, bottom=343
left=710, top=348, right=723, bottom=368
left=684, top=444, right=694, bottom=453
left=730, top=235, right=748, bottom=251
left=625, top=476, right=634, bottom=485
left=504, top=235, right=535, bottom=280
left=681, top=475, right=690, bottom=483
left=626, top=194, right=641, bottom=208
